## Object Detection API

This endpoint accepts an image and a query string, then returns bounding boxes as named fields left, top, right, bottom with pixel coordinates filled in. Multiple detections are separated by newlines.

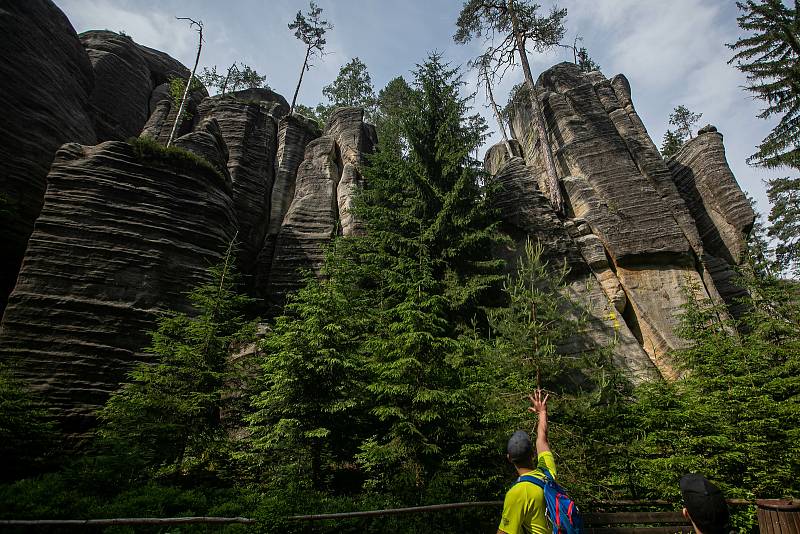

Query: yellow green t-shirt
left=498, top=451, right=557, bottom=534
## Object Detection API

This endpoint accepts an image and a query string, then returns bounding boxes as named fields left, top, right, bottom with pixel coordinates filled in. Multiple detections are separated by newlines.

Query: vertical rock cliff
left=503, top=62, right=754, bottom=378
left=0, top=138, right=237, bottom=434
left=0, top=1, right=97, bottom=317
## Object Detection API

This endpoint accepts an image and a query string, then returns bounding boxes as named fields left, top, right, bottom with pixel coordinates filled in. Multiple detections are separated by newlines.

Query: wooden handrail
left=0, top=499, right=758, bottom=526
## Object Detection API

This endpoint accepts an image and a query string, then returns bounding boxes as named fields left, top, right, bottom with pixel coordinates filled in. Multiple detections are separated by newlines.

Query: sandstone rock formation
left=0, top=138, right=237, bottom=434
left=0, top=0, right=758, bottom=425
left=195, top=89, right=289, bottom=278
left=81, top=30, right=185, bottom=141
left=0, top=0, right=97, bottom=316
left=503, top=62, right=754, bottom=378
left=667, top=126, right=755, bottom=316
left=256, top=107, right=375, bottom=308
left=486, top=144, right=659, bottom=383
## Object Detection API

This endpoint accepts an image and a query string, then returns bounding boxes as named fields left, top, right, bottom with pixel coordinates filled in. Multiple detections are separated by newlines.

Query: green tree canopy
left=661, top=129, right=685, bottom=158
left=576, top=47, right=601, bottom=72
left=728, top=0, right=800, bottom=169
left=199, top=62, right=269, bottom=96
left=767, top=176, right=800, bottom=276
left=320, top=57, right=377, bottom=123
left=97, top=246, right=256, bottom=483
left=669, top=105, right=703, bottom=140
left=288, top=1, right=332, bottom=113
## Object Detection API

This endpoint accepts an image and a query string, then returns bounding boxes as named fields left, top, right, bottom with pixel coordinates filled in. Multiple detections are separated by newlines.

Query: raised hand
left=527, top=388, right=549, bottom=415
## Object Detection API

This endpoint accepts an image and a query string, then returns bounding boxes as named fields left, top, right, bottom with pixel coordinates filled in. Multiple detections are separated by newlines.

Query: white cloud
left=56, top=0, right=197, bottom=63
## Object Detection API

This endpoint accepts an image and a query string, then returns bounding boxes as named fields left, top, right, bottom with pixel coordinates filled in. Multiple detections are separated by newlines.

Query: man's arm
left=528, top=389, right=549, bottom=454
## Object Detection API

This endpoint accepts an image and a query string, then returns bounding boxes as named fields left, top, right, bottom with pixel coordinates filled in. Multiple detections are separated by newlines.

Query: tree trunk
left=508, top=0, right=563, bottom=215
left=167, top=22, right=202, bottom=148
left=485, top=75, right=513, bottom=159
left=290, top=47, right=311, bottom=114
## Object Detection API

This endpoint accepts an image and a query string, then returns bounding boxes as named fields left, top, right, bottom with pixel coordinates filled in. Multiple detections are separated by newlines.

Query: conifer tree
left=319, top=57, right=377, bottom=123
left=660, top=129, right=685, bottom=158
left=342, top=53, right=509, bottom=492
left=669, top=105, right=702, bottom=140
left=288, top=2, right=332, bottom=114
left=0, top=365, right=58, bottom=481
left=247, top=242, right=372, bottom=486
left=766, top=176, right=800, bottom=276
left=97, top=244, right=255, bottom=481
left=454, top=0, right=568, bottom=214
left=626, top=276, right=800, bottom=513
left=576, top=47, right=601, bottom=72
left=728, top=0, right=800, bottom=169
left=374, top=76, right=414, bottom=152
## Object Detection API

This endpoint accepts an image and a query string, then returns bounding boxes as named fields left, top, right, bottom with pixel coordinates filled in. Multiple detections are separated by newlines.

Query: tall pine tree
left=97, top=244, right=256, bottom=482
left=728, top=0, right=800, bottom=169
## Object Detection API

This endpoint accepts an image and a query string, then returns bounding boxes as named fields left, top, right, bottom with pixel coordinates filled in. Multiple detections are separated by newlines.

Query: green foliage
left=728, top=0, right=800, bottom=169
left=247, top=245, right=372, bottom=487
left=288, top=1, right=333, bottom=111
left=661, top=129, right=685, bottom=158
left=622, top=275, right=800, bottom=530
left=0, top=365, right=59, bottom=481
left=199, top=63, right=270, bottom=96
left=576, top=47, right=601, bottom=72
left=669, top=105, right=702, bottom=140
left=454, top=0, right=568, bottom=52
left=168, top=75, right=203, bottom=120
left=767, top=175, right=800, bottom=276
left=487, top=240, right=581, bottom=392
left=96, top=245, right=256, bottom=483
left=127, top=135, right=225, bottom=184
left=321, top=58, right=377, bottom=121
left=247, top=52, right=512, bottom=504
left=374, top=76, right=414, bottom=152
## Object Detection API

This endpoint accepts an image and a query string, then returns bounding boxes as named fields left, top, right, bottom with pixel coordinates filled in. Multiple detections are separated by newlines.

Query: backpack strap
left=539, top=467, right=555, bottom=481
left=515, top=474, right=545, bottom=489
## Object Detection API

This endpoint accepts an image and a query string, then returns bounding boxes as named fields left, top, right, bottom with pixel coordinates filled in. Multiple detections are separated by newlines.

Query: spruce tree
left=319, top=57, right=377, bottom=123
left=661, top=129, right=685, bottom=158
left=374, top=76, right=414, bottom=152
left=97, top=245, right=255, bottom=482
left=728, top=0, right=800, bottom=169
left=247, top=242, right=372, bottom=487
left=669, top=105, right=702, bottom=140
left=344, top=53, right=509, bottom=494
left=576, top=47, right=601, bottom=72
left=626, top=276, right=800, bottom=521
left=766, top=176, right=800, bottom=275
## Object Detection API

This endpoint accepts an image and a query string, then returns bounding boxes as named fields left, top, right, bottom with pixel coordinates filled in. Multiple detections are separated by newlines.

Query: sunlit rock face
left=504, top=62, right=753, bottom=379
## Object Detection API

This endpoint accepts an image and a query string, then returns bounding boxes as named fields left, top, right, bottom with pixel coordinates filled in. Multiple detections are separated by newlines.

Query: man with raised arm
left=498, top=389, right=555, bottom=534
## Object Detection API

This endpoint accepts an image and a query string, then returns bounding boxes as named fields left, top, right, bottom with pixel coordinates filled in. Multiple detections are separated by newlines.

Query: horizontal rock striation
left=263, top=136, right=340, bottom=307
left=667, top=126, right=755, bottom=317
left=0, top=0, right=97, bottom=317
left=488, top=150, right=659, bottom=383
left=0, top=139, right=237, bottom=433
left=196, top=89, right=289, bottom=279
left=80, top=30, right=195, bottom=141
left=506, top=62, right=753, bottom=378
left=668, top=127, right=755, bottom=266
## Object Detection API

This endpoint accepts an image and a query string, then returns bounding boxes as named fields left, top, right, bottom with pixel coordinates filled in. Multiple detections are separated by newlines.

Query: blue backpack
left=516, top=467, right=583, bottom=534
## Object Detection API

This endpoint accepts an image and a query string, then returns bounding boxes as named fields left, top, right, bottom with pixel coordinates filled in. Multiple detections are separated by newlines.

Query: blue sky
left=56, top=0, right=786, bottom=217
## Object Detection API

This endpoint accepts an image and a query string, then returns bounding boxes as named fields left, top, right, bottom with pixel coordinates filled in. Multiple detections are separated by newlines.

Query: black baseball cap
left=507, top=430, right=533, bottom=463
left=680, top=474, right=730, bottom=534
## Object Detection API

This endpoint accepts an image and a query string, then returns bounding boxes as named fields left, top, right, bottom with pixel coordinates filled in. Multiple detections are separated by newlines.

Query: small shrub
left=127, top=136, right=226, bottom=185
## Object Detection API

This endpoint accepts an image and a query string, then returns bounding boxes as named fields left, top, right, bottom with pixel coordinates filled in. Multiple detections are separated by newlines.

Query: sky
left=55, top=0, right=787, bottom=217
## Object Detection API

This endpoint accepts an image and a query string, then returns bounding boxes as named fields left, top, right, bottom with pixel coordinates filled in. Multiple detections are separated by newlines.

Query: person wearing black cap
left=497, top=389, right=554, bottom=534
left=680, top=473, right=731, bottom=534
